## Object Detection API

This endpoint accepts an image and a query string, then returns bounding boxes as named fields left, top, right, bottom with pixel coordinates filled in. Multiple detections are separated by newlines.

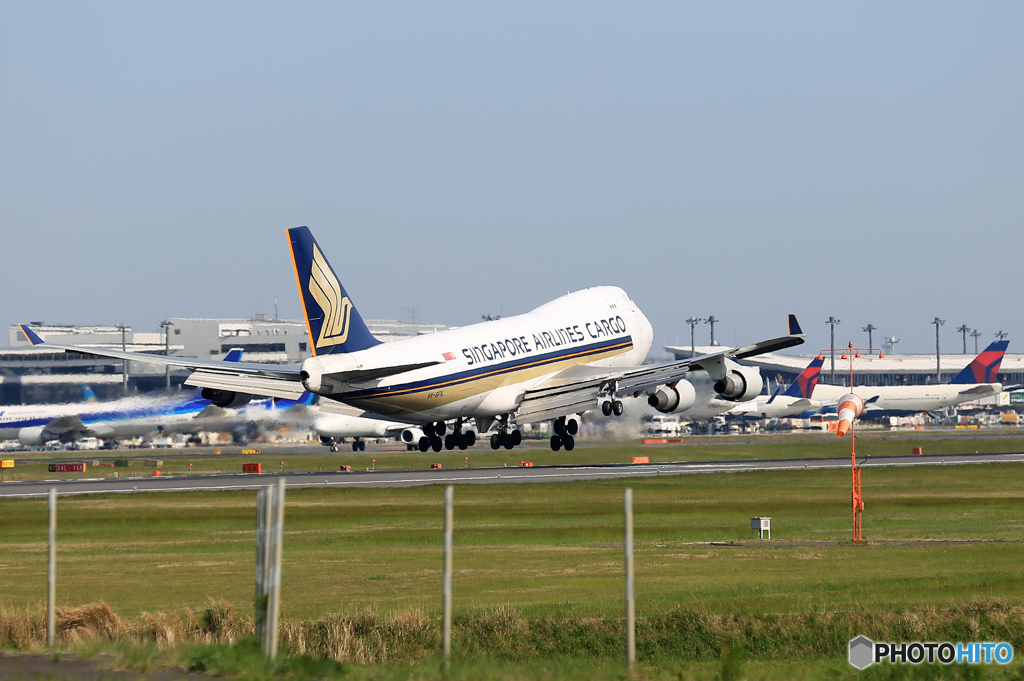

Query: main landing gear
left=489, top=419, right=522, bottom=450
left=418, top=421, right=447, bottom=453
left=550, top=416, right=578, bottom=451
left=444, top=419, right=476, bottom=451
left=601, top=399, right=624, bottom=416
left=351, top=438, right=366, bottom=452
left=418, top=421, right=477, bottom=452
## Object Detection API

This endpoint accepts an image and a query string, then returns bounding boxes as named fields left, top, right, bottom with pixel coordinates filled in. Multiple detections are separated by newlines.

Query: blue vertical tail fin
left=287, top=226, right=381, bottom=356
left=83, top=385, right=98, bottom=402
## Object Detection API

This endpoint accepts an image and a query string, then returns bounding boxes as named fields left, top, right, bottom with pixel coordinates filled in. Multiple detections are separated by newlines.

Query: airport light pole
left=705, top=316, right=719, bottom=347
left=995, top=330, right=1009, bottom=342
left=160, top=321, right=174, bottom=390
left=884, top=336, right=900, bottom=355
left=862, top=324, right=876, bottom=353
left=956, top=324, right=970, bottom=354
left=971, top=329, right=982, bottom=354
left=116, top=323, right=129, bottom=395
left=685, top=317, right=701, bottom=356
left=826, top=317, right=841, bottom=382
left=932, top=317, right=945, bottom=382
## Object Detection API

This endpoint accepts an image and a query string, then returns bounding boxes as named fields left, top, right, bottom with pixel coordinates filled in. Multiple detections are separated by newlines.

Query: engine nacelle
left=647, top=380, right=697, bottom=414
left=18, top=426, right=47, bottom=446
left=401, top=427, right=425, bottom=443
left=200, top=388, right=253, bottom=409
left=713, top=365, right=763, bottom=402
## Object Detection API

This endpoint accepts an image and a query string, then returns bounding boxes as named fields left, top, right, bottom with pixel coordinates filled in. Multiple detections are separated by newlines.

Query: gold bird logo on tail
left=309, top=244, right=353, bottom=348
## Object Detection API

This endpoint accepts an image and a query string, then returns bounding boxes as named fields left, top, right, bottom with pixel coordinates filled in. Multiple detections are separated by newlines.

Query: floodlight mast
left=956, top=324, right=970, bottom=354
left=826, top=317, right=841, bottom=382
left=685, top=317, right=701, bottom=356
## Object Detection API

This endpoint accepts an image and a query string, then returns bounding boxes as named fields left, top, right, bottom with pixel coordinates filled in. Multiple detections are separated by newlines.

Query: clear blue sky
left=2, top=2, right=1021, bottom=355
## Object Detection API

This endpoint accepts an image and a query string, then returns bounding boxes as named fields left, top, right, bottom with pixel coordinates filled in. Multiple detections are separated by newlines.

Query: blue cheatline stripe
left=336, top=335, right=634, bottom=401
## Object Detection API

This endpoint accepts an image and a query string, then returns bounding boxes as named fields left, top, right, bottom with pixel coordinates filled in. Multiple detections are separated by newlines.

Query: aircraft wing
left=957, top=385, right=1001, bottom=398
left=516, top=315, right=805, bottom=423
left=18, top=324, right=436, bottom=400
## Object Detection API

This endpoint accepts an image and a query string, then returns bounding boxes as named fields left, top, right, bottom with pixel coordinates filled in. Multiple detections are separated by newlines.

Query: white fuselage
left=300, top=286, right=655, bottom=423
left=727, top=395, right=821, bottom=419
left=813, top=383, right=1003, bottom=414
left=0, top=394, right=249, bottom=445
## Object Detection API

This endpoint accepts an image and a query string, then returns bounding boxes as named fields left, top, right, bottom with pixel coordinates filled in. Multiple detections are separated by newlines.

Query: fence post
left=442, top=485, right=453, bottom=665
left=624, top=488, right=635, bottom=671
left=47, top=487, right=56, bottom=648
left=264, top=479, right=285, bottom=659
left=255, top=486, right=267, bottom=641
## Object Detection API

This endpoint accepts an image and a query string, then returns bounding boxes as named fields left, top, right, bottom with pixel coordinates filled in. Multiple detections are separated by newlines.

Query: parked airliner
left=20, top=226, right=804, bottom=452
left=812, top=341, right=1009, bottom=417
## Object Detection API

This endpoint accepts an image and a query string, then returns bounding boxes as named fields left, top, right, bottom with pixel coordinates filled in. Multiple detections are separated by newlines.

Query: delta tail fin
left=781, top=354, right=825, bottom=399
left=950, top=340, right=1009, bottom=384
left=287, top=226, right=381, bottom=356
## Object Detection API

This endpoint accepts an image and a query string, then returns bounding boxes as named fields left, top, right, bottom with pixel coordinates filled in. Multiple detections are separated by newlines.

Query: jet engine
left=200, top=388, right=253, bottom=409
left=401, top=427, right=425, bottom=443
left=18, top=426, right=47, bottom=446
left=713, top=365, right=763, bottom=402
left=648, top=380, right=697, bottom=414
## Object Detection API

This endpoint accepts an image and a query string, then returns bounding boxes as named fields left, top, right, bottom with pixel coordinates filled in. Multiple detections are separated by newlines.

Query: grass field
left=2, top=458, right=1023, bottom=619
left=3, top=439, right=1024, bottom=677
left=3, top=430, right=1023, bottom=481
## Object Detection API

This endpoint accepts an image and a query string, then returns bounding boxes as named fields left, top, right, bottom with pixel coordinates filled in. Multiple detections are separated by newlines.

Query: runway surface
left=3, top=451, right=1023, bottom=498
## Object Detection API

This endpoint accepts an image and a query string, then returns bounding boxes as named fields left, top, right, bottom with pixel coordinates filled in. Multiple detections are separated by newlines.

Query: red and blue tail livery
left=950, top=340, right=1009, bottom=384
left=781, top=354, right=825, bottom=399
left=287, top=226, right=381, bottom=357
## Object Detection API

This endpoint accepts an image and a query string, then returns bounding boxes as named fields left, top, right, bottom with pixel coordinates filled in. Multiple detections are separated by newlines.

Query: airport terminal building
left=2, top=317, right=454, bottom=404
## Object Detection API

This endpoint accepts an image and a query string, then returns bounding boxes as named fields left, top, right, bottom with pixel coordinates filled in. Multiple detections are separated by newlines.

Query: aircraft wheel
left=466, top=431, right=477, bottom=447
left=359, top=441, right=366, bottom=451
left=553, top=417, right=565, bottom=435
left=431, top=437, right=443, bottom=453
left=511, top=429, right=522, bottom=446
left=407, top=444, right=415, bottom=451
left=550, top=434, right=562, bottom=451
left=330, top=444, right=338, bottom=452
left=612, top=400, right=624, bottom=416
left=566, top=418, right=578, bottom=435
left=444, top=434, right=455, bottom=450
left=434, top=421, right=446, bottom=437
left=352, top=442, right=359, bottom=452
left=419, top=437, right=430, bottom=453
left=458, top=436, right=468, bottom=451
left=601, top=401, right=613, bottom=416
left=490, top=434, right=500, bottom=450
left=563, top=434, right=575, bottom=451
left=503, top=436, right=515, bottom=450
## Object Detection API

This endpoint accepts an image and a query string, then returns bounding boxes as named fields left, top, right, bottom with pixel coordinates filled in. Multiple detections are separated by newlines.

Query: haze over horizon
left=3, top=3, right=1021, bottom=357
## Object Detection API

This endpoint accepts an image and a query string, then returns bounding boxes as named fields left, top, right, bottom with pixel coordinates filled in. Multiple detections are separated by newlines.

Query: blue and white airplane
left=19, top=227, right=805, bottom=452
left=0, top=349, right=266, bottom=446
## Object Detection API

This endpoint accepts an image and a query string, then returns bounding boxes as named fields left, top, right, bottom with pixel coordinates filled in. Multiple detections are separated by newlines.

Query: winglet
left=18, top=324, right=45, bottom=346
left=223, top=348, right=244, bottom=362
left=788, top=314, right=803, bottom=337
